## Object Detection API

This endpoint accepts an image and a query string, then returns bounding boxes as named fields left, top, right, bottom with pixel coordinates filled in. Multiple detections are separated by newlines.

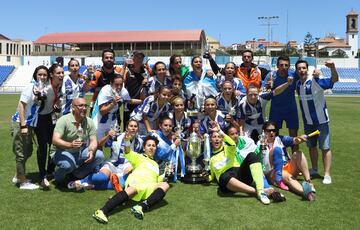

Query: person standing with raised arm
left=295, top=60, right=338, bottom=184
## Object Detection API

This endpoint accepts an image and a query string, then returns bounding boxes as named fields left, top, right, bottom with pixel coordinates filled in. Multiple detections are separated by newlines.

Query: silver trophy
left=182, top=130, right=206, bottom=183
left=111, top=123, right=121, bottom=140
left=229, top=106, right=236, bottom=116
left=258, top=130, right=267, bottom=172
left=34, top=81, right=46, bottom=105
left=165, top=123, right=183, bottom=179
left=203, top=133, right=211, bottom=172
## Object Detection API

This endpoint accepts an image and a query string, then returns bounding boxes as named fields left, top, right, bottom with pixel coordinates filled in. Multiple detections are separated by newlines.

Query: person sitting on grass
left=52, top=98, right=104, bottom=186
left=260, top=121, right=316, bottom=201
left=93, top=134, right=171, bottom=223
left=225, top=125, right=286, bottom=202
left=67, top=119, right=143, bottom=192
left=204, top=121, right=271, bottom=205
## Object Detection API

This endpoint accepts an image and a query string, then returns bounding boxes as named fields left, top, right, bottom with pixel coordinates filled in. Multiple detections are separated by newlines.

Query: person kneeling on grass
left=204, top=121, right=271, bottom=205
left=93, top=134, right=170, bottom=223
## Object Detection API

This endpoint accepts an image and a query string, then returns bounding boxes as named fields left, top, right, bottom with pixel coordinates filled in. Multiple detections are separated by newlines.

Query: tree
left=326, top=32, right=336, bottom=39
left=304, top=32, right=315, bottom=56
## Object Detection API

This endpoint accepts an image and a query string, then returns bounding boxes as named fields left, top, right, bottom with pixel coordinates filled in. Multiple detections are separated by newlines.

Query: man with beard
left=121, top=51, right=149, bottom=126
left=89, top=49, right=121, bottom=116
left=235, top=50, right=268, bottom=90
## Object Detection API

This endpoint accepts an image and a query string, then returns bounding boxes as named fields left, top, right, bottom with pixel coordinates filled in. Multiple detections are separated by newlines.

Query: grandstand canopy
left=34, top=29, right=205, bottom=44
left=33, top=29, right=206, bottom=56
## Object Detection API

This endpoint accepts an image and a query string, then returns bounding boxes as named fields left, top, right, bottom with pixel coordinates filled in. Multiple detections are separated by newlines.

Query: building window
left=352, top=35, right=354, bottom=39
left=7, top=56, right=11, bottom=62
left=0, top=43, right=2, bottom=54
left=6, top=43, right=9, bottom=54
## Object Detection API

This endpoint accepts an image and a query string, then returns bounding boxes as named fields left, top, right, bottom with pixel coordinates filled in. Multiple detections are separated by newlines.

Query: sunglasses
left=265, top=129, right=276, bottom=133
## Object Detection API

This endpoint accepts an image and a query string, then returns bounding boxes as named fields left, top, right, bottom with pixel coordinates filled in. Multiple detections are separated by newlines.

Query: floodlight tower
left=258, top=16, right=279, bottom=55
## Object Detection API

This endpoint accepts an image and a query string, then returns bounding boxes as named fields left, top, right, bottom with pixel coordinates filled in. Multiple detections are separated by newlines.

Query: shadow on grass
left=216, top=188, right=251, bottom=199
left=108, top=199, right=169, bottom=217
left=26, top=172, right=90, bottom=193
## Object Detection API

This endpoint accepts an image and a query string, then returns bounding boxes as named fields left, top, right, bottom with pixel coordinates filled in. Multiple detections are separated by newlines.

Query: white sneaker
left=258, top=192, right=271, bottom=205
left=322, top=175, right=332, bottom=184
left=19, top=182, right=39, bottom=190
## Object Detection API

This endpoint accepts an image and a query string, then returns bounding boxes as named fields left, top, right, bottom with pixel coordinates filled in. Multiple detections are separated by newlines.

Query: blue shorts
left=304, top=123, right=330, bottom=150
left=269, top=108, right=299, bottom=130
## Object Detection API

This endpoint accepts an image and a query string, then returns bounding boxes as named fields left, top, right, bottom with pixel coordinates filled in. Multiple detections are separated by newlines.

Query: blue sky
left=1, top=0, right=359, bottom=46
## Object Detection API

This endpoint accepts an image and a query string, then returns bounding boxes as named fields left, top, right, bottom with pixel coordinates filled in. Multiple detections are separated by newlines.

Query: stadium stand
left=321, top=67, right=360, bottom=94
left=1, top=65, right=36, bottom=92
left=0, top=65, right=15, bottom=86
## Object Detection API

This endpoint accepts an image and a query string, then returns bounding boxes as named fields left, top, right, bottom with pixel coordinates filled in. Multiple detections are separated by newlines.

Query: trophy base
left=186, top=110, right=198, bottom=118
left=181, top=171, right=206, bottom=184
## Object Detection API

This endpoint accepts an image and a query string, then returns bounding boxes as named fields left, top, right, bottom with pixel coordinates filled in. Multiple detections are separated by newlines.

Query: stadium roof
left=34, top=29, right=205, bottom=44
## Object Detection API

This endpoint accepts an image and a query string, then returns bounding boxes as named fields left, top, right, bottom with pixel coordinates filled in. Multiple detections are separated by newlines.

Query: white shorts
left=102, top=161, right=132, bottom=176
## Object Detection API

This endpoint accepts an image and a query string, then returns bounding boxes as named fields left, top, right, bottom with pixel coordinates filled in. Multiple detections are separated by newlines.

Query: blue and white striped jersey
left=12, top=82, right=40, bottom=127
left=60, top=74, right=86, bottom=115
left=130, top=95, right=171, bottom=123
left=216, top=93, right=241, bottom=120
left=146, top=75, right=172, bottom=95
left=217, top=77, right=246, bottom=95
left=238, top=92, right=272, bottom=126
left=92, top=85, right=131, bottom=127
left=199, top=110, right=227, bottom=134
left=106, top=133, right=144, bottom=167
left=296, top=76, right=334, bottom=125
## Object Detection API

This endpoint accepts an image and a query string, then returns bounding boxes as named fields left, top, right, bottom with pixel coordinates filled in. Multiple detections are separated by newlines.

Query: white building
left=0, top=34, right=33, bottom=65
left=317, top=10, right=358, bottom=58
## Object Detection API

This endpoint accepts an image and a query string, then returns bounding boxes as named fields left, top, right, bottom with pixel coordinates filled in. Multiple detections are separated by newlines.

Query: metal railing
left=0, top=86, right=25, bottom=93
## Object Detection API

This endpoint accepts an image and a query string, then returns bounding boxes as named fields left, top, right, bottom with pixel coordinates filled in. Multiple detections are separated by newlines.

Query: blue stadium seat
left=0, top=65, right=15, bottom=86
left=321, top=67, right=360, bottom=94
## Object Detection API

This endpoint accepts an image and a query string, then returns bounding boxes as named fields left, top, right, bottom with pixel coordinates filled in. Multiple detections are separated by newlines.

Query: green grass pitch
left=0, top=94, right=359, bottom=229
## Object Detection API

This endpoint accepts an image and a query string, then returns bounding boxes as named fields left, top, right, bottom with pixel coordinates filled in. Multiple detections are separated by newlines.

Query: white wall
left=347, top=33, right=358, bottom=57
left=23, top=56, right=51, bottom=66
left=0, top=55, right=21, bottom=65
left=317, top=57, right=359, bottom=68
